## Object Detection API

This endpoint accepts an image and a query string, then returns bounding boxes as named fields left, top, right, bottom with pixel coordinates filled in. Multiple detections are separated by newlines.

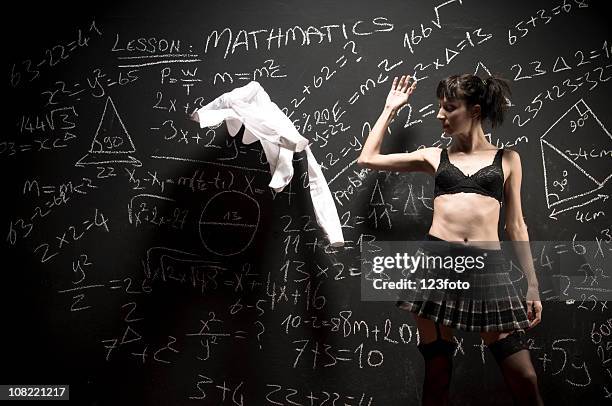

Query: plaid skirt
left=396, top=233, right=531, bottom=332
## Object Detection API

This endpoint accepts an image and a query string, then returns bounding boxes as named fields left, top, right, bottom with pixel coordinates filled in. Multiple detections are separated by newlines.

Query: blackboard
left=5, top=0, right=612, bottom=404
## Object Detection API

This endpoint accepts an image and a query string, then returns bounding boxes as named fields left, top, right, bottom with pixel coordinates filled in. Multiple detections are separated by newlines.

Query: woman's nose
left=437, top=109, right=445, bottom=120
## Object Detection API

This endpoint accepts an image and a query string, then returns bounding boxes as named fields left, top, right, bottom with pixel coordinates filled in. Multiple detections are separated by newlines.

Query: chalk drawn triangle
left=541, top=139, right=600, bottom=208
left=119, top=325, right=142, bottom=345
left=402, top=185, right=419, bottom=216
left=540, top=99, right=611, bottom=208
left=473, top=62, right=514, bottom=107
left=541, top=99, right=611, bottom=184
left=75, top=97, right=142, bottom=167
left=473, top=61, right=492, bottom=78
left=369, top=179, right=386, bottom=206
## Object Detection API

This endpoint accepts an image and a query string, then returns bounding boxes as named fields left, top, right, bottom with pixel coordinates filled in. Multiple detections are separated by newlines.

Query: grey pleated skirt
left=396, top=233, right=531, bottom=332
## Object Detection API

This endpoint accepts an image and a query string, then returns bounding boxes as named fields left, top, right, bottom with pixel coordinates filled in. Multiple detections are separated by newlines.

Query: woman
left=357, top=74, right=544, bottom=405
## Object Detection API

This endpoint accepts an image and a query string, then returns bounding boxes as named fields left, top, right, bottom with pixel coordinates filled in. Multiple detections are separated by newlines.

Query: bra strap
left=495, top=148, right=504, bottom=165
left=441, top=147, right=448, bottom=162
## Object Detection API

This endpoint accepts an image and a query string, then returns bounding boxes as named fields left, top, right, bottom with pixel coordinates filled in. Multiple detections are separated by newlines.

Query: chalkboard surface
left=5, top=0, right=612, bottom=404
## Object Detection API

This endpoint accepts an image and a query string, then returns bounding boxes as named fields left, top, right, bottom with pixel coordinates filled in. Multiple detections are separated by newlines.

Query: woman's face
left=436, top=97, right=479, bottom=136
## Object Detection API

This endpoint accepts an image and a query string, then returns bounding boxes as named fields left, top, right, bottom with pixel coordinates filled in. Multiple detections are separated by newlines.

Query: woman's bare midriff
left=425, top=147, right=507, bottom=250
left=429, top=193, right=502, bottom=249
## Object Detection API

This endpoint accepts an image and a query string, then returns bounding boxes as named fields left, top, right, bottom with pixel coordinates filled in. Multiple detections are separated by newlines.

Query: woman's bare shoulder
left=502, top=148, right=521, bottom=162
left=421, top=146, right=444, bottom=157
left=420, top=147, right=444, bottom=174
left=420, top=146, right=444, bottom=160
left=501, top=148, right=522, bottom=179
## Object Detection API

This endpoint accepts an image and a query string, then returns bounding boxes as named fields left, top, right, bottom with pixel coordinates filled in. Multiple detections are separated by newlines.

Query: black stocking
left=489, top=331, right=544, bottom=406
left=418, top=323, right=456, bottom=406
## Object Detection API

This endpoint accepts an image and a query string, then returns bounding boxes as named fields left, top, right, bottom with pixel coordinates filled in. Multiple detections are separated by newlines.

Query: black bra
left=434, top=148, right=505, bottom=204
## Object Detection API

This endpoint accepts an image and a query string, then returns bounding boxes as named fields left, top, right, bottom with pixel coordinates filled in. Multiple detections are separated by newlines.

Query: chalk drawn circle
left=198, top=190, right=260, bottom=256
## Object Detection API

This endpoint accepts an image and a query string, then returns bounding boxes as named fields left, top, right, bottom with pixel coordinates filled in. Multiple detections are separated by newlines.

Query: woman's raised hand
left=385, top=75, right=417, bottom=111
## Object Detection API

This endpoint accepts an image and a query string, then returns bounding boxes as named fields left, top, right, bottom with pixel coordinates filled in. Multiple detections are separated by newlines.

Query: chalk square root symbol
left=540, top=99, right=611, bottom=212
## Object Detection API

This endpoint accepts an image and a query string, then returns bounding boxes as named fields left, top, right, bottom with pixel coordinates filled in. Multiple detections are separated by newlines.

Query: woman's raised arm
left=357, top=75, right=430, bottom=173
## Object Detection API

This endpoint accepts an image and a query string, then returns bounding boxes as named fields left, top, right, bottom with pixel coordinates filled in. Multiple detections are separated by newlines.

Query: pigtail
left=482, top=75, right=511, bottom=128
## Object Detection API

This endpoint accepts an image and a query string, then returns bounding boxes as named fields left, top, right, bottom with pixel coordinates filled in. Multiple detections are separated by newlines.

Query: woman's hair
left=436, top=73, right=511, bottom=128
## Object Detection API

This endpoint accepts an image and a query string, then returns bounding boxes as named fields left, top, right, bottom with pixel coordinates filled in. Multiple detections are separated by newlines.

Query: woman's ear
left=471, top=104, right=481, bottom=120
